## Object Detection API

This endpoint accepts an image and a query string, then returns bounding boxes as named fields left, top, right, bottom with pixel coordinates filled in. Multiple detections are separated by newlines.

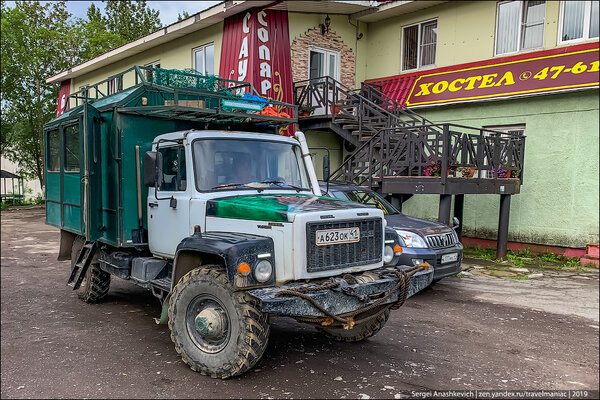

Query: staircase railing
left=293, top=76, right=418, bottom=136
left=360, top=81, right=428, bottom=126
left=330, top=124, right=526, bottom=187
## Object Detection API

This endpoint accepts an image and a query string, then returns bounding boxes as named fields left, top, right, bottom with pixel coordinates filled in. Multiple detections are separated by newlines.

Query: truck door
left=85, top=104, right=103, bottom=241
left=147, top=143, right=191, bottom=258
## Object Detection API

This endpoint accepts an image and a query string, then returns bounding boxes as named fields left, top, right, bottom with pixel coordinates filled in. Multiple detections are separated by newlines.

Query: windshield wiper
left=211, top=183, right=252, bottom=190
left=260, top=180, right=304, bottom=193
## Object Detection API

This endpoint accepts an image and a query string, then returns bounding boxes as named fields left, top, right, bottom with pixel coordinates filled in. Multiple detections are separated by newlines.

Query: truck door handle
left=149, top=202, right=158, bottom=208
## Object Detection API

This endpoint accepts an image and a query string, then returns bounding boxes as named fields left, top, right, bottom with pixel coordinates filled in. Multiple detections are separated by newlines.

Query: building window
left=193, top=43, right=214, bottom=76
left=402, top=19, right=437, bottom=71
left=108, top=75, right=122, bottom=94
left=496, top=1, right=546, bottom=55
left=308, top=47, right=340, bottom=81
left=159, top=146, right=186, bottom=191
left=144, top=60, right=160, bottom=82
left=47, top=129, right=60, bottom=172
left=64, top=125, right=80, bottom=172
left=559, top=1, right=599, bottom=43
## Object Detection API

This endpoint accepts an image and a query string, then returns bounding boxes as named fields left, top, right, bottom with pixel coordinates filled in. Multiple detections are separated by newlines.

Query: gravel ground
left=1, top=208, right=598, bottom=399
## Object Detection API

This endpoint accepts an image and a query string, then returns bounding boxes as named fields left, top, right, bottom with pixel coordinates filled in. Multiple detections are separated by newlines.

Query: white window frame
left=192, top=43, right=214, bottom=76
left=494, top=1, right=546, bottom=56
left=144, top=60, right=161, bottom=81
left=401, top=18, right=438, bottom=72
left=558, top=0, right=599, bottom=44
left=108, top=75, right=122, bottom=95
left=307, top=46, right=341, bottom=81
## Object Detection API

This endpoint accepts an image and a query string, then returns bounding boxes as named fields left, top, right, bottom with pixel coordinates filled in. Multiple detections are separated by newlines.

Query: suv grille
left=306, top=218, right=382, bottom=273
left=425, top=232, right=456, bottom=249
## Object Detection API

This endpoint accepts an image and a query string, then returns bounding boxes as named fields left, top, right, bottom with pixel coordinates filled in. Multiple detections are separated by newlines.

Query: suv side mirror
left=144, top=151, right=163, bottom=187
left=452, top=216, right=460, bottom=230
left=323, top=153, right=330, bottom=182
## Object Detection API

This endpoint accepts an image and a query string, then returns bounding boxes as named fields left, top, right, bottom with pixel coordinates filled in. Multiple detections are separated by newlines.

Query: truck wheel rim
left=186, top=295, right=230, bottom=354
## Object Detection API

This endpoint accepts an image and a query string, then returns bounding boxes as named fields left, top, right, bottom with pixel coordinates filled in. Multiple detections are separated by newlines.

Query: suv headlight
left=395, top=230, right=428, bottom=248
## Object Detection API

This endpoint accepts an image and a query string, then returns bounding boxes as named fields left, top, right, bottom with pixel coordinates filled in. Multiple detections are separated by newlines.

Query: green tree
left=103, top=0, right=161, bottom=42
left=177, top=11, right=191, bottom=22
left=1, top=1, right=73, bottom=186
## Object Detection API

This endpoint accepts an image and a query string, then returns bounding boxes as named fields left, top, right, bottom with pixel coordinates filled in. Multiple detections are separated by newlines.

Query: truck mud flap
left=248, top=265, right=433, bottom=318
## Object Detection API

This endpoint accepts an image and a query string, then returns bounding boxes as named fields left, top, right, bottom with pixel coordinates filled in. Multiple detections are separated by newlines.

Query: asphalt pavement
left=1, top=208, right=598, bottom=399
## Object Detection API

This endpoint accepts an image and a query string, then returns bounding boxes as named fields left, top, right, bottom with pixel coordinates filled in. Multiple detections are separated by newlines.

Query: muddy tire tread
left=168, top=266, right=269, bottom=379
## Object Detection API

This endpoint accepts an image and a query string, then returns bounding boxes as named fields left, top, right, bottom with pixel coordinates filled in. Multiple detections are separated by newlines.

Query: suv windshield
left=330, top=189, right=399, bottom=215
left=193, top=139, right=311, bottom=191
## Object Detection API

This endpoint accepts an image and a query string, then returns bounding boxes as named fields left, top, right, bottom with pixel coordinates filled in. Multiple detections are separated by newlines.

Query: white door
left=308, top=47, right=340, bottom=115
left=148, top=144, right=191, bottom=258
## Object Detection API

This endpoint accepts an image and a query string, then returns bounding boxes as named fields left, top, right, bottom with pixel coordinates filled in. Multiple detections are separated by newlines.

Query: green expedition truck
left=44, top=66, right=432, bottom=378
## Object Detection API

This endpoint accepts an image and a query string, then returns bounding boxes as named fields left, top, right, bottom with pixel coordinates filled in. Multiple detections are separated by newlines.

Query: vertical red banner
left=56, top=80, right=70, bottom=117
left=220, top=7, right=295, bottom=135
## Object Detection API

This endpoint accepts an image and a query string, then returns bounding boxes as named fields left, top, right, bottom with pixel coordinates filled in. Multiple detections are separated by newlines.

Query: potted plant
left=490, top=166, right=510, bottom=178
left=298, top=106, right=315, bottom=117
left=457, top=166, right=476, bottom=178
left=329, top=102, right=342, bottom=114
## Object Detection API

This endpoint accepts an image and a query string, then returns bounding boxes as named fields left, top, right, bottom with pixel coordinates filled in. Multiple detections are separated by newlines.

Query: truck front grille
left=306, top=218, right=382, bottom=273
left=425, top=232, right=456, bottom=249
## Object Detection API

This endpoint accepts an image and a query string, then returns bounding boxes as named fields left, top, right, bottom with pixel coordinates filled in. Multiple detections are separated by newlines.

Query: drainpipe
left=295, top=131, right=322, bottom=196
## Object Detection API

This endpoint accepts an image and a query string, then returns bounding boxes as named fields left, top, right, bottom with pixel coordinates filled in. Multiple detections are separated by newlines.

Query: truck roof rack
left=56, top=65, right=297, bottom=131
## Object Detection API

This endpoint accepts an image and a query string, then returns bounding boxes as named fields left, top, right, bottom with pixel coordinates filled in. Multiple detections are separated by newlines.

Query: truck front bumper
left=248, top=265, right=433, bottom=317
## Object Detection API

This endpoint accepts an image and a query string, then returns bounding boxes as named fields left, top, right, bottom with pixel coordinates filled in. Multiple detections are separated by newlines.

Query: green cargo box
left=44, top=66, right=297, bottom=247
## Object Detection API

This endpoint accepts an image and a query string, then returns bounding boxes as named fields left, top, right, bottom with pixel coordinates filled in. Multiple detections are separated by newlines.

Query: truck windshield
left=193, top=139, right=311, bottom=192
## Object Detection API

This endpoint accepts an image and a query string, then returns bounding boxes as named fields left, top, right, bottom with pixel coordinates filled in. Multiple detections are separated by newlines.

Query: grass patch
left=463, top=246, right=589, bottom=273
left=0, top=195, right=44, bottom=211
left=507, top=275, right=529, bottom=280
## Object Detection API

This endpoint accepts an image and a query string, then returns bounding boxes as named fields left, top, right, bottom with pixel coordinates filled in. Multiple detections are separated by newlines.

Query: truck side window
left=64, top=125, right=80, bottom=172
left=47, top=129, right=60, bottom=172
left=159, top=146, right=186, bottom=191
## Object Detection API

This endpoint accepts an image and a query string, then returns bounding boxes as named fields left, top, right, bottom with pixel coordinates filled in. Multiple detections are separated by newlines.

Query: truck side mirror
left=323, top=154, right=330, bottom=182
left=144, top=151, right=163, bottom=188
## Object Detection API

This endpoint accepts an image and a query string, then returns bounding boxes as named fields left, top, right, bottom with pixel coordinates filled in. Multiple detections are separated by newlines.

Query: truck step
left=150, top=277, right=172, bottom=292
left=67, top=242, right=98, bottom=290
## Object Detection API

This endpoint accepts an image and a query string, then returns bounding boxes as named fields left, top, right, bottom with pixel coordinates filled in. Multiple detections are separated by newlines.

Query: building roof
left=1, top=170, right=21, bottom=179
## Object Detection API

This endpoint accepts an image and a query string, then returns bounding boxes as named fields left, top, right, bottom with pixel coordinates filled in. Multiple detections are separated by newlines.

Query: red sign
left=56, top=80, right=70, bottom=116
left=406, top=47, right=599, bottom=106
left=220, top=7, right=295, bottom=135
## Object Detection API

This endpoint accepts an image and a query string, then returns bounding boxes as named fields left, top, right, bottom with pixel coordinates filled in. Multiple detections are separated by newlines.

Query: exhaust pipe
left=295, top=131, right=321, bottom=196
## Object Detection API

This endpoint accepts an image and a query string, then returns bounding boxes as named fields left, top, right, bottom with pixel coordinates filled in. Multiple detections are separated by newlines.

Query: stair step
left=580, top=255, right=599, bottom=268
left=586, top=243, right=599, bottom=257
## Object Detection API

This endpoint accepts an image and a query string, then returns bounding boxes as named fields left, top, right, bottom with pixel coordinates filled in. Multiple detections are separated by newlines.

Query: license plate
left=316, top=227, right=360, bottom=246
left=441, top=252, right=458, bottom=264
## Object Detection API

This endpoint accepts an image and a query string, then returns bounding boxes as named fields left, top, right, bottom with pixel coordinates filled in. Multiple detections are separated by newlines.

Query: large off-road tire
left=319, top=308, right=390, bottom=343
left=71, top=236, right=110, bottom=303
left=168, top=266, right=269, bottom=379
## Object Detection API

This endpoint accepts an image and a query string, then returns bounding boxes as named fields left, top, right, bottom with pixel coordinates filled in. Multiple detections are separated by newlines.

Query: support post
left=390, top=195, right=402, bottom=213
left=453, top=194, right=464, bottom=241
left=438, top=194, right=452, bottom=225
left=497, top=194, right=511, bottom=259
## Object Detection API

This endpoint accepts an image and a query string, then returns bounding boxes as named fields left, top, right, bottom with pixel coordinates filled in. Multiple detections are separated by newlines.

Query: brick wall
left=291, top=27, right=356, bottom=89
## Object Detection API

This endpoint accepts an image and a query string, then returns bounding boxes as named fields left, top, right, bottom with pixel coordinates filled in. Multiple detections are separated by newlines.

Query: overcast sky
left=6, top=1, right=221, bottom=26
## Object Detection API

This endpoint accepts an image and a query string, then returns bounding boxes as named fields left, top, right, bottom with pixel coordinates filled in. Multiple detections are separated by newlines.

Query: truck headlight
left=395, top=230, right=428, bottom=248
left=383, top=245, right=395, bottom=264
left=254, top=260, right=273, bottom=282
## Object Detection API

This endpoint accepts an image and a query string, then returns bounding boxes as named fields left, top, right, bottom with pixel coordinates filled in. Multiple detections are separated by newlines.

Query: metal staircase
left=294, top=76, right=525, bottom=191
left=294, top=77, right=526, bottom=259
